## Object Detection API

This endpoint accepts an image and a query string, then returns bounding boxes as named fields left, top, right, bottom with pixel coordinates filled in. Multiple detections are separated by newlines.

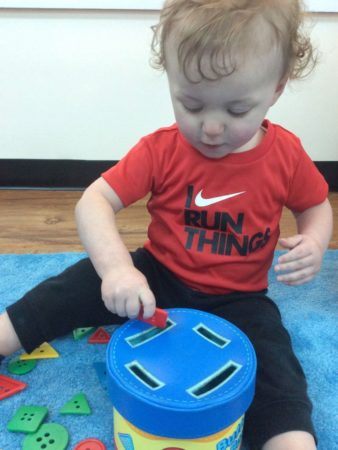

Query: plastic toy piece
left=7, top=405, right=48, bottom=433
left=60, top=392, right=91, bottom=415
left=88, top=327, right=110, bottom=344
left=22, top=423, right=69, bottom=450
left=93, top=361, right=108, bottom=391
left=137, top=307, right=168, bottom=329
left=20, top=342, right=59, bottom=360
left=73, top=327, right=95, bottom=340
left=74, top=438, right=106, bottom=449
left=118, top=433, right=135, bottom=450
left=108, top=308, right=257, bottom=443
left=0, top=374, right=27, bottom=401
left=8, top=356, right=37, bottom=375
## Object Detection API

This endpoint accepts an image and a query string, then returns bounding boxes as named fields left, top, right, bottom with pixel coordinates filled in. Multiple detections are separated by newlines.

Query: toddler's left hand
left=274, top=234, right=323, bottom=285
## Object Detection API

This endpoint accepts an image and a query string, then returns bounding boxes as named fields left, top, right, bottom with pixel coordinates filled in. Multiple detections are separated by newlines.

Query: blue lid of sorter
left=107, top=308, right=256, bottom=439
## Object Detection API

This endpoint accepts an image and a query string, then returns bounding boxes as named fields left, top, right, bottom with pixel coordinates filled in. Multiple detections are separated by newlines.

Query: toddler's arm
left=274, top=198, right=333, bottom=285
left=75, top=177, right=156, bottom=319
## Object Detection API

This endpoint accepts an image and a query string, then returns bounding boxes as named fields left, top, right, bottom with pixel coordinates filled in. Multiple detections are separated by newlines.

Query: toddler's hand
left=274, top=234, right=323, bottom=286
left=101, top=266, right=156, bottom=319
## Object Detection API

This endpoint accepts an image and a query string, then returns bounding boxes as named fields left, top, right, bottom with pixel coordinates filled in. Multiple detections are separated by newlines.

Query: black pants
left=7, top=248, right=316, bottom=449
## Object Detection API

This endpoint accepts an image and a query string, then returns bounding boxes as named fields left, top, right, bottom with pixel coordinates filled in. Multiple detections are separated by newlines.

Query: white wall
left=0, top=9, right=337, bottom=161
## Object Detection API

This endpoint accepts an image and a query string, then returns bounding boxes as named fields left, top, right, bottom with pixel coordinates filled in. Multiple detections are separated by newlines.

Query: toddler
left=0, top=1, right=333, bottom=449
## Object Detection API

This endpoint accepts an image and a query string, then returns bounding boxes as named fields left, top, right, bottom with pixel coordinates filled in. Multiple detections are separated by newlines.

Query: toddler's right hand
left=101, top=266, right=156, bottom=319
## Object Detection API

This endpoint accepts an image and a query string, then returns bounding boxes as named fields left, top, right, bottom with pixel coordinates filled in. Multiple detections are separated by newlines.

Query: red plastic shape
left=0, top=374, right=27, bottom=400
left=88, top=327, right=110, bottom=344
left=137, top=307, right=168, bottom=329
left=74, top=438, right=106, bottom=450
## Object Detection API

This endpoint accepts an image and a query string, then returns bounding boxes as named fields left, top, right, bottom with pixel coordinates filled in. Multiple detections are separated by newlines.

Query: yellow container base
left=113, top=408, right=244, bottom=449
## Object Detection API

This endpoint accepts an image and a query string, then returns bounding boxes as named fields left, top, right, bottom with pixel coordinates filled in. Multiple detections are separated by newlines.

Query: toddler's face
left=166, top=39, right=286, bottom=159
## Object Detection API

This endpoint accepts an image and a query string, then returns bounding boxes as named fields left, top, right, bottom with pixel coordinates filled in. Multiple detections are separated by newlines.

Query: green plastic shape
left=59, top=392, right=91, bottom=415
left=22, top=423, right=68, bottom=450
left=7, top=405, right=48, bottom=433
left=8, top=356, right=37, bottom=375
left=73, top=327, right=94, bottom=340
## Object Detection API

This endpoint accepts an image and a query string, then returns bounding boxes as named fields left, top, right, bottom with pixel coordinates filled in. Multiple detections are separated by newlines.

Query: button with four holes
left=7, top=405, right=48, bottom=433
left=22, top=423, right=68, bottom=450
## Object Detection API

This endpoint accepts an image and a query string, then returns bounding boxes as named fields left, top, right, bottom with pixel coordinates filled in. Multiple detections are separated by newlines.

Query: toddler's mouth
left=202, top=143, right=224, bottom=150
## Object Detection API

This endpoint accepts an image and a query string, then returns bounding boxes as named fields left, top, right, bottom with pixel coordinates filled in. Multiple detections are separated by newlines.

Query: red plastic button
left=74, top=438, right=106, bottom=450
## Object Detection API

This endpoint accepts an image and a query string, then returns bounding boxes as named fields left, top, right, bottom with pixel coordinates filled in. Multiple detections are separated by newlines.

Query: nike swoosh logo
left=195, top=190, right=246, bottom=207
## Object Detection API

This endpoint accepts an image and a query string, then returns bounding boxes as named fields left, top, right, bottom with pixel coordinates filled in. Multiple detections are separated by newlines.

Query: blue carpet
left=0, top=251, right=337, bottom=450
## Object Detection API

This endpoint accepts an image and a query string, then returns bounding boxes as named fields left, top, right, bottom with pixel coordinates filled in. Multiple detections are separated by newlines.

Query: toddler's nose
left=202, top=120, right=224, bottom=138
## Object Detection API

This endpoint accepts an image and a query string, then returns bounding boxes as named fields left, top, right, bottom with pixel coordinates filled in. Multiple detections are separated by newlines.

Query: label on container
left=113, top=408, right=244, bottom=450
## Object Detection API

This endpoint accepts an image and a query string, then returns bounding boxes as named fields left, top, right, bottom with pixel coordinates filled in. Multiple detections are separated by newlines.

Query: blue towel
left=0, top=251, right=337, bottom=449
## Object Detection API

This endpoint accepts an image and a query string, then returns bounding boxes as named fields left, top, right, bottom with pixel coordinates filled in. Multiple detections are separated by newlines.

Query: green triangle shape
left=60, top=393, right=91, bottom=415
left=73, top=327, right=94, bottom=340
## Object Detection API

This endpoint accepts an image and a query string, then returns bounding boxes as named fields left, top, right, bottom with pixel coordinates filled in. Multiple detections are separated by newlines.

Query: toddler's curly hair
left=151, top=0, right=316, bottom=82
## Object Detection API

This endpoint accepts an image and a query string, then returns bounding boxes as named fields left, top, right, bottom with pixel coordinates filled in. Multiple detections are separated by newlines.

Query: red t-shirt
left=102, top=120, right=328, bottom=294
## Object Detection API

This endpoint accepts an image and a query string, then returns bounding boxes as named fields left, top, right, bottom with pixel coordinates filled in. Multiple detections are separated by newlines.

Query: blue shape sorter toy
left=107, top=308, right=256, bottom=448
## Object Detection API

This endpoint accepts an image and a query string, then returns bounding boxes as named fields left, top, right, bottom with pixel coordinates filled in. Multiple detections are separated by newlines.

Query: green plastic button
left=22, top=423, right=69, bottom=450
left=8, top=356, right=37, bottom=375
left=73, top=327, right=94, bottom=340
left=60, top=392, right=91, bottom=415
left=7, top=405, right=48, bottom=433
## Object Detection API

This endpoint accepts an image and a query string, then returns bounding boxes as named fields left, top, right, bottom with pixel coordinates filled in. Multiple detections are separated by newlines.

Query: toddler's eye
left=228, top=109, right=250, bottom=117
left=183, top=104, right=203, bottom=113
